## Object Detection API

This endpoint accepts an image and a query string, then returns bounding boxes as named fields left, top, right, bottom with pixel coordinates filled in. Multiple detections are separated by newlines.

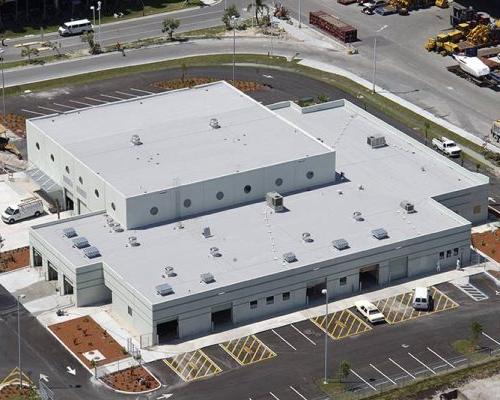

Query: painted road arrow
left=66, top=366, right=76, bottom=376
left=39, top=373, right=49, bottom=382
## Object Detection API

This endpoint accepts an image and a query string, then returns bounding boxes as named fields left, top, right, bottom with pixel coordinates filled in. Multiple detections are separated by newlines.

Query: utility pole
left=231, top=16, right=238, bottom=86
left=90, top=5, right=96, bottom=27
left=97, top=1, right=102, bottom=46
left=372, top=25, right=388, bottom=94
left=17, top=294, right=26, bottom=389
left=298, top=0, right=302, bottom=28
left=321, top=288, right=329, bottom=384
left=0, top=49, right=6, bottom=129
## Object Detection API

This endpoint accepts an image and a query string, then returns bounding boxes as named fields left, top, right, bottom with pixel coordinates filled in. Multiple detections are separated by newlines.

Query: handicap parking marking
left=21, top=108, right=46, bottom=116
left=482, top=331, right=500, bottom=346
left=163, top=349, right=222, bottom=382
left=369, top=364, right=396, bottom=385
left=426, top=347, right=455, bottom=369
left=220, top=335, right=276, bottom=366
left=350, top=368, right=377, bottom=392
left=452, top=281, right=488, bottom=301
left=388, top=357, right=416, bottom=380
left=408, top=352, right=436, bottom=375
left=311, top=309, right=372, bottom=340
left=290, top=324, right=316, bottom=346
left=271, top=329, right=297, bottom=351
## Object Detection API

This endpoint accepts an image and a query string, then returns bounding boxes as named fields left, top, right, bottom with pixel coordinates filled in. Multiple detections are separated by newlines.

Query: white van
left=1, top=197, right=44, bottom=224
left=412, top=287, right=432, bottom=311
left=58, top=19, right=93, bottom=36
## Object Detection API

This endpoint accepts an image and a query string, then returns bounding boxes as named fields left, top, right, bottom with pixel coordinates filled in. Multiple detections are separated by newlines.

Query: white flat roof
left=32, top=99, right=484, bottom=305
left=28, top=81, right=331, bottom=197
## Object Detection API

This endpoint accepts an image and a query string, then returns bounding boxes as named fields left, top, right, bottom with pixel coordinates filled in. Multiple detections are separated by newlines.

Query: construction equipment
left=450, top=3, right=474, bottom=27
left=0, top=137, right=23, bottom=160
left=442, top=41, right=459, bottom=55
left=467, top=24, right=491, bottom=46
left=425, top=37, right=436, bottom=51
left=448, top=30, right=463, bottom=43
left=435, top=0, right=448, bottom=9
left=491, top=120, right=500, bottom=143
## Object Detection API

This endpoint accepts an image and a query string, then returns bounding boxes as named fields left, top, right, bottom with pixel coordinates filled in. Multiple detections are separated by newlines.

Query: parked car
left=355, top=300, right=386, bottom=324
left=412, top=287, right=433, bottom=311
left=1, top=197, right=43, bottom=224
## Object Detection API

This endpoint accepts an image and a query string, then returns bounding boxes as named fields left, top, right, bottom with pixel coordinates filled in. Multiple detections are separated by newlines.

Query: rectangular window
left=266, top=296, right=274, bottom=305
left=446, top=250, right=452, bottom=258
left=453, top=248, right=459, bottom=256
left=340, top=277, right=347, bottom=286
left=473, top=205, right=481, bottom=214
left=439, top=251, right=445, bottom=260
left=250, top=300, right=257, bottom=309
left=127, top=306, right=132, bottom=316
left=282, top=292, right=290, bottom=301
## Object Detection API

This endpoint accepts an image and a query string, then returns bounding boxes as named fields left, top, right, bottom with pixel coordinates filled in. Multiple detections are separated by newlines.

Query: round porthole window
left=78, top=176, right=83, bottom=185
left=216, top=191, right=224, bottom=200
left=111, top=202, right=116, bottom=211
left=183, top=199, right=192, bottom=208
left=306, top=171, right=314, bottom=179
left=94, top=189, right=99, bottom=198
left=150, top=206, right=159, bottom=215
left=244, top=185, right=252, bottom=194
left=50, top=154, right=55, bottom=162
left=275, top=178, right=283, bottom=187
left=36, top=142, right=40, bottom=150
left=65, top=166, right=70, bottom=174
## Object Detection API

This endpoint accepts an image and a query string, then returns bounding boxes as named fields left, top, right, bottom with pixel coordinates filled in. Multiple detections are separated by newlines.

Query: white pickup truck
left=432, top=137, right=461, bottom=157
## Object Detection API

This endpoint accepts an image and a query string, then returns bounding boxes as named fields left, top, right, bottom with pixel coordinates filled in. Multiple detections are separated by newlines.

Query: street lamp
left=0, top=49, right=6, bottom=131
left=90, top=5, right=96, bottom=27
left=372, top=24, right=388, bottom=94
left=231, top=16, right=239, bottom=86
left=321, top=288, right=329, bottom=384
left=298, top=0, right=302, bottom=28
left=97, top=1, right=102, bottom=46
left=17, top=294, right=26, bottom=389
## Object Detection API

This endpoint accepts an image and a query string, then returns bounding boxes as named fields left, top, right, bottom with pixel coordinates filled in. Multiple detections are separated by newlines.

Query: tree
left=162, top=18, right=180, bottom=40
left=470, top=321, right=483, bottom=346
left=20, top=46, right=39, bottom=63
left=339, top=360, right=350, bottom=382
left=317, top=93, right=330, bottom=103
left=90, top=358, right=98, bottom=378
left=247, top=0, right=269, bottom=25
left=222, top=5, right=240, bottom=29
left=81, top=31, right=101, bottom=54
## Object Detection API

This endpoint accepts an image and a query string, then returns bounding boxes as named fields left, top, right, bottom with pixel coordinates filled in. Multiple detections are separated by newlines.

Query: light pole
left=231, top=16, right=238, bottom=86
left=321, top=288, right=329, bottom=384
left=0, top=49, right=6, bottom=129
left=97, top=1, right=102, bottom=46
left=90, top=5, right=96, bottom=27
left=17, top=294, right=26, bottom=389
left=372, top=24, right=388, bottom=94
left=298, top=0, right=302, bottom=28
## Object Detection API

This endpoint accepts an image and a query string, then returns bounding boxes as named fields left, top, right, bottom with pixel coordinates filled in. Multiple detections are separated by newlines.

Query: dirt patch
left=151, top=77, right=266, bottom=93
left=472, top=231, right=500, bottom=263
left=49, top=316, right=128, bottom=368
left=488, top=270, right=500, bottom=280
left=101, top=366, right=160, bottom=393
left=0, top=385, right=35, bottom=400
left=0, top=114, right=27, bottom=138
left=0, top=247, right=30, bottom=274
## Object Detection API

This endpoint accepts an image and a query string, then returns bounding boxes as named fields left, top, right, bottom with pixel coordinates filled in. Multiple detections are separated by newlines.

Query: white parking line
left=370, top=364, right=396, bottom=385
left=290, top=324, right=316, bottom=346
left=69, top=99, right=93, bottom=107
left=388, top=358, right=416, bottom=380
left=482, top=332, right=500, bottom=346
left=38, top=105, right=61, bottom=113
left=22, top=109, right=46, bottom=116
left=427, top=347, right=455, bottom=369
left=130, top=87, right=154, bottom=94
left=100, top=93, right=125, bottom=101
left=84, top=96, right=108, bottom=103
left=289, top=386, right=308, bottom=400
left=271, top=329, right=297, bottom=351
left=350, top=368, right=377, bottom=392
left=53, top=103, right=76, bottom=109
left=269, top=392, right=280, bottom=400
left=115, top=90, right=137, bottom=97
left=408, top=352, right=436, bottom=375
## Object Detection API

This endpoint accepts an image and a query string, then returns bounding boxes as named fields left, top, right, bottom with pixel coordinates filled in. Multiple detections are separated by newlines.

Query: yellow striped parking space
left=374, top=286, right=458, bottom=325
left=164, top=349, right=222, bottom=382
left=220, top=335, right=276, bottom=366
left=311, top=309, right=372, bottom=340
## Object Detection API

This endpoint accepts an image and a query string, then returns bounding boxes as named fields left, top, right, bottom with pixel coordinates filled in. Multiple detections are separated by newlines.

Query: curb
left=98, top=364, right=162, bottom=395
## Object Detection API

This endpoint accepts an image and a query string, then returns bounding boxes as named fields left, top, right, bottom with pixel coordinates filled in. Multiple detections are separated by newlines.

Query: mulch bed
left=101, top=366, right=160, bottom=393
left=151, top=77, right=265, bottom=93
left=0, top=114, right=27, bottom=138
left=0, top=385, right=34, bottom=400
left=0, top=247, right=30, bottom=274
left=472, top=230, right=500, bottom=263
left=49, top=316, right=128, bottom=368
left=488, top=270, right=500, bottom=280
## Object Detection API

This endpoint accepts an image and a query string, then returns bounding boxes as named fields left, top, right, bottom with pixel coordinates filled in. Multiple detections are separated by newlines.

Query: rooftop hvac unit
left=128, top=236, right=140, bottom=247
left=283, top=252, right=297, bottom=263
left=200, top=272, right=215, bottom=283
left=266, top=192, right=284, bottom=212
left=353, top=211, right=364, bottom=222
left=165, top=266, right=177, bottom=277
left=156, top=283, right=174, bottom=296
left=209, top=118, right=220, bottom=129
left=400, top=200, right=416, bottom=214
left=63, top=227, right=77, bottom=238
left=372, top=228, right=389, bottom=240
left=202, top=227, right=212, bottom=238
left=83, top=246, right=101, bottom=259
left=210, top=247, right=222, bottom=257
left=72, top=236, right=89, bottom=249
left=302, top=232, right=313, bottom=243
left=367, top=135, right=386, bottom=149
left=130, top=134, right=142, bottom=145
left=332, top=238, right=349, bottom=250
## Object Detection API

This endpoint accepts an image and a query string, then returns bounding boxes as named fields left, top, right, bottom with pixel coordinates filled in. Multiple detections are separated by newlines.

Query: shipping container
left=309, top=11, right=357, bottom=43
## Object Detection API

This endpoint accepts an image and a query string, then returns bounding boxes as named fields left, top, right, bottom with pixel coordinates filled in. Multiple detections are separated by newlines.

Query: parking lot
left=163, top=349, right=222, bottom=382
left=311, top=309, right=372, bottom=340
left=220, top=335, right=276, bottom=366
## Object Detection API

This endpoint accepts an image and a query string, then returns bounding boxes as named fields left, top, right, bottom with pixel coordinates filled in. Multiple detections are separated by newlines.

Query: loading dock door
left=47, top=262, right=58, bottom=281
left=157, top=319, right=179, bottom=344
left=359, top=264, right=379, bottom=290
left=389, top=257, right=408, bottom=281
left=63, top=276, right=74, bottom=295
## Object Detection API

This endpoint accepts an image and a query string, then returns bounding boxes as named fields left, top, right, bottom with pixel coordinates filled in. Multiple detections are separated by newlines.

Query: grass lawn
left=316, top=379, right=347, bottom=396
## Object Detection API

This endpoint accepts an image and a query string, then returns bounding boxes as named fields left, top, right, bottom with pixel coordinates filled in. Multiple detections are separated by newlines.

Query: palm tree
left=247, top=0, right=268, bottom=25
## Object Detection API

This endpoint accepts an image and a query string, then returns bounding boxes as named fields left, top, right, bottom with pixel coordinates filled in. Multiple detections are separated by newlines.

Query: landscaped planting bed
left=472, top=230, right=500, bottom=263
left=101, top=366, right=160, bottom=393
left=0, top=247, right=30, bottom=273
left=0, top=114, right=27, bottom=138
left=0, top=385, right=35, bottom=400
left=49, top=316, right=128, bottom=368
left=151, top=77, right=265, bottom=93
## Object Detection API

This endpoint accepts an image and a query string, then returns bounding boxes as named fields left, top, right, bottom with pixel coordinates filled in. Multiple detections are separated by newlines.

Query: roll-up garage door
left=389, top=257, right=408, bottom=281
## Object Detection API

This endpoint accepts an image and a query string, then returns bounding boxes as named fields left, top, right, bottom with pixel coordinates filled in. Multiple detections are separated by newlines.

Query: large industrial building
left=28, top=81, right=488, bottom=346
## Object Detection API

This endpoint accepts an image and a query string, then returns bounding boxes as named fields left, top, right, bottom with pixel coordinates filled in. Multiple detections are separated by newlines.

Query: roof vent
left=156, top=283, right=174, bottom=296
left=72, top=237, right=89, bottom=249
left=202, top=227, right=213, bottom=238
left=131, top=134, right=142, bottom=146
left=63, top=227, right=77, bottom=238
left=128, top=236, right=140, bottom=246
left=210, top=246, right=222, bottom=257
left=332, top=238, right=349, bottom=250
left=200, top=272, right=215, bottom=283
left=209, top=118, right=220, bottom=129
left=367, top=134, right=386, bottom=148
left=400, top=200, right=416, bottom=214
left=283, top=252, right=297, bottom=263
left=353, top=211, right=364, bottom=222
left=372, top=228, right=389, bottom=240
left=302, top=232, right=313, bottom=243
left=112, top=224, right=124, bottom=232
left=266, top=192, right=284, bottom=212
left=165, top=266, right=177, bottom=277
left=83, top=246, right=101, bottom=259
